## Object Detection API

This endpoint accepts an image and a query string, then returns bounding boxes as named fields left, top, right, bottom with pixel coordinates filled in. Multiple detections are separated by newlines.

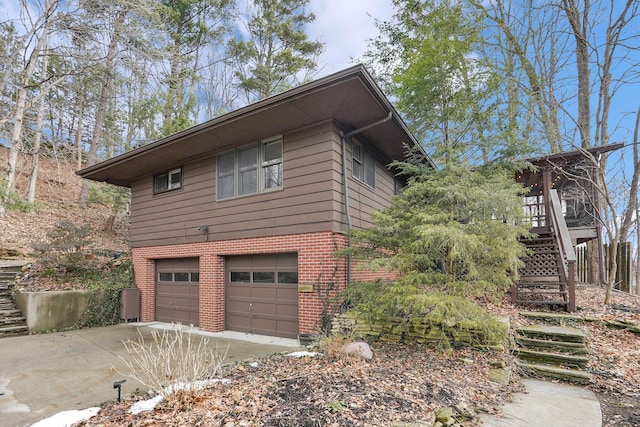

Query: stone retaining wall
left=332, top=312, right=507, bottom=350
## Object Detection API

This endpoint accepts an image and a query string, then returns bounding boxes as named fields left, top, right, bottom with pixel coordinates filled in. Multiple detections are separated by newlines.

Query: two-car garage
left=155, top=253, right=299, bottom=338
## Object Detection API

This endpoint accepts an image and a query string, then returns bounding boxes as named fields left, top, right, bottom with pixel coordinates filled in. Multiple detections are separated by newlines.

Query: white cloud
left=306, top=0, right=394, bottom=76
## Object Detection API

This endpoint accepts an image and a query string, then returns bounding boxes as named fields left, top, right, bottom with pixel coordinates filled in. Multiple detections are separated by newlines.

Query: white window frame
left=217, top=136, right=283, bottom=200
left=153, top=167, right=182, bottom=194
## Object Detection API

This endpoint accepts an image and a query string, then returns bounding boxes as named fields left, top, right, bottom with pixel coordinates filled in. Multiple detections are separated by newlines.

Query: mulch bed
left=77, top=342, right=520, bottom=426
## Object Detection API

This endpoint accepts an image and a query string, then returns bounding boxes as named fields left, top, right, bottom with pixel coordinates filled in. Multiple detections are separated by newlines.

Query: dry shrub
left=119, top=325, right=227, bottom=401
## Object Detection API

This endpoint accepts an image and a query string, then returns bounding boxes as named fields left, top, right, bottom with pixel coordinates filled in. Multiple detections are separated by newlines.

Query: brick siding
left=132, top=231, right=355, bottom=335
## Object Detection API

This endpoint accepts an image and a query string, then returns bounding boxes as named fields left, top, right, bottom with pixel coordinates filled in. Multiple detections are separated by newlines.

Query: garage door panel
left=155, top=258, right=199, bottom=327
left=225, top=253, right=298, bottom=338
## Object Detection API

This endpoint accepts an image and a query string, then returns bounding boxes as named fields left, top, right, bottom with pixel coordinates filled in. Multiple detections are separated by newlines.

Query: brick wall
left=132, top=231, right=350, bottom=335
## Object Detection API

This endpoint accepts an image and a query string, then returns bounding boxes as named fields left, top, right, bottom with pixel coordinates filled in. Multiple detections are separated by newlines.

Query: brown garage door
left=156, top=258, right=199, bottom=326
left=226, top=253, right=298, bottom=338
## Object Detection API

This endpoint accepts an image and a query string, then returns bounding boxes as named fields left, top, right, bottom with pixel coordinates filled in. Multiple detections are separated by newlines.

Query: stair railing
left=549, top=189, right=577, bottom=311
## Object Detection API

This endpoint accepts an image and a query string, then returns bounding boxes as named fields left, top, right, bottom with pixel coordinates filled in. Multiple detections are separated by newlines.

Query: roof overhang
left=78, top=65, right=430, bottom=187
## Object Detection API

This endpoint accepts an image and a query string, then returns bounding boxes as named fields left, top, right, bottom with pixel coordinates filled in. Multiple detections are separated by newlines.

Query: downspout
left=340, top=111, right=393, bottom=283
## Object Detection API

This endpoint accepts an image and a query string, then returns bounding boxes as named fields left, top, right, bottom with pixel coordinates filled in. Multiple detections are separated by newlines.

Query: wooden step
left=517, top=325, right=586, bottom=343
left=518, top=362, right=591, bottom=384
left=515, top=336, right=589, bottom=354
left=515, top=348, right=589, bottom=368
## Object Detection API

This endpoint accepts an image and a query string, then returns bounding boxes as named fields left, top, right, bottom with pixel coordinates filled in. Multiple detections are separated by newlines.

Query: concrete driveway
left=0, top=322, right=301, bottom=427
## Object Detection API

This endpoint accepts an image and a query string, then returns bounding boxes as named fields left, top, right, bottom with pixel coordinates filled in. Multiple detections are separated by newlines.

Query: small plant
left=87, top=183, right=130, bottom=213
left=0, top=180, right=36, bottom=213
left=118, top=326, right=227, bottom=402
left=31, top=220, right=95, bottom=272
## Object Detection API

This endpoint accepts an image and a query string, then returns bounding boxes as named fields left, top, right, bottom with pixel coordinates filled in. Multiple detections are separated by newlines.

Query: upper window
left=352, top=141, right=375, bottom=188
left=217, top=137, right=283, bottom=200
left=154, top=167, right=182, bottom=194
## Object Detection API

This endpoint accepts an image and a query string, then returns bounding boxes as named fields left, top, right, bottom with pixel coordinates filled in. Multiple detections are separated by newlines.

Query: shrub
left=0, top=180, right=36, bottom=213
left=31, top=220, right=96, bottom=272
left=119, top=326, right=227, bottom=402
left=87, top=182, right=130, bottom=213
left=342, top=280, right=508, bottom=350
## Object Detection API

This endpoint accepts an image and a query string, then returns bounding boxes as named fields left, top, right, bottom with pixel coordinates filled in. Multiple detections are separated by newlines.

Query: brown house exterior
left=78, top=65, right=429, bottom=339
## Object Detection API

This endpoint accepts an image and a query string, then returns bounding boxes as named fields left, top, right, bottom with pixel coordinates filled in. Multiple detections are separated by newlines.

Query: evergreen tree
left=227, top=0, right=324, bottom=102
left=349, top=158, right=530, bottom=298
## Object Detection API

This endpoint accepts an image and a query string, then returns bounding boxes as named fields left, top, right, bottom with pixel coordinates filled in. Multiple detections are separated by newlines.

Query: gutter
left=340, top=111, right=393, bottom=283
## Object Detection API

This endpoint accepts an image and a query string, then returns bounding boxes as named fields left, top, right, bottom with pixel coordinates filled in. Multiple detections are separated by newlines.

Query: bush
left=119, top=326, right=227, bottom=402
left=87, top=183, right=130, bottom=213
left=0, top=180, right=36, bottom=213
left=341, top=280, right=508, bottom=349
left=31, top=220, right=96, bottom=272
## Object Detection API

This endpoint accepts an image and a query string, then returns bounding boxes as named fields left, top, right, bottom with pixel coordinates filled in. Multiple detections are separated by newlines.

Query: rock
left=435, top=406, right=454, bottom=424
left=487, top=368, right=512, bottom=386
left=342, top=341, right=374, bottom=360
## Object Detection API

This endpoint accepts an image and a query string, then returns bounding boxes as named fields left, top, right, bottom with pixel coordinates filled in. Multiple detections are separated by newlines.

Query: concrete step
left=0, top=309, right=22, bottom=319
left=0, top=325, right=29, bottom=337
left=0, top=316, right=26, bottom=326
left=515, top=348, right=589, bottom=368
left=518, top=362, right=591, bottom=384
left=515, top=336, right=589, bottom=355
left=516, top=325, right=586, bottom=343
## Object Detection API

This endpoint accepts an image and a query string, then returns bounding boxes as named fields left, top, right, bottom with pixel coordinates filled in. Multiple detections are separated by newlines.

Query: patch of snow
left=248, top=362, right=260, bottom=368
left=129, top=394, right=163, bottom=415
left=286, top=351, right=321, bottom=358
left=30, top=407, right=100, bottom=427
left=129, top=379, right=232, bottom=415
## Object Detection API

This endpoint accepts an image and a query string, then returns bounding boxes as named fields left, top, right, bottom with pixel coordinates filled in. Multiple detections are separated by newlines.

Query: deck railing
left=549, top=189, right=577, bottom=311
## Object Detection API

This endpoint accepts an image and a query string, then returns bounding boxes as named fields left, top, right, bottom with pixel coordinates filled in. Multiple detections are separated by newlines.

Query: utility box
left=120, top=288, right=140, bottom=322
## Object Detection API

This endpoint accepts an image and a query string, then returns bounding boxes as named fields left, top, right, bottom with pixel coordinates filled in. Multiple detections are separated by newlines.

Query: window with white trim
left=217, top=137, right=283, bottom=200
left=352, top=141, right=375, bottom=188
left=153, top=167, right=182, bottom=194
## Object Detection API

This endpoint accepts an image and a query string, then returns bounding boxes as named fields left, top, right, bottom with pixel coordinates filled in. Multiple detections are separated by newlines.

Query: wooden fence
left=576, top=242, right=632, bottom=292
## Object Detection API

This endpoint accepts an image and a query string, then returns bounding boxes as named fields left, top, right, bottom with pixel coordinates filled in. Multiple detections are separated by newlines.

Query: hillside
left=0, top=146, right=129, bottom=258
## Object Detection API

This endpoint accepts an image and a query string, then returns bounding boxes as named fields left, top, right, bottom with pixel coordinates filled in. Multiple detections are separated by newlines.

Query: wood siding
left=129, top=121, right=397, bottom=248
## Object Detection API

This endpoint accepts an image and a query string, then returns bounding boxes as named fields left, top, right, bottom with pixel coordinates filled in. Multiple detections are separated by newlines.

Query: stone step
left=518, top=362, right=591, bottom=384
left=519, top=311, right=596, bottom=323
left=0, top=316, right=26, bottom=326
left=516, top=325, right=586, bottom=343
left=515, top=336, right=589, bottom=354
left=515, top=348, right=589, bottom=368
left=0, top=325, right=29, bottom=337
left=0, top=309, right=22, bottom=319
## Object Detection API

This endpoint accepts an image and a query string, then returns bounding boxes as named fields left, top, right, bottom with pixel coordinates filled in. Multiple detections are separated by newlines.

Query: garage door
left=156, top=258, right=199, bottom=326
left=226, top=253, right=298, bottom=338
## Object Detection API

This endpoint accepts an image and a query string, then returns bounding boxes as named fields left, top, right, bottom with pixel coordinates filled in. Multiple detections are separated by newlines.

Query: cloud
left=306, top=0, right=394, bottom=76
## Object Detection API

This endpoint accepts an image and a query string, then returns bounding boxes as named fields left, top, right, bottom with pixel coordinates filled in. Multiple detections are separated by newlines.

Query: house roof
left=77, top=65, right=430, bottom=187
left=525, top=143, right=624, bottom=166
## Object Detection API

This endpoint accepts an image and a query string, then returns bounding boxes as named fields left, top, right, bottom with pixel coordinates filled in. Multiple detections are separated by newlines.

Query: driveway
left=0, top=322, right=301, bottom=427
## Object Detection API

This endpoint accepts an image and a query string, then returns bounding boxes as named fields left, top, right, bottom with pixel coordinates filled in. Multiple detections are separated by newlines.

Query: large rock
left=342, top=341, right=374, bottom=360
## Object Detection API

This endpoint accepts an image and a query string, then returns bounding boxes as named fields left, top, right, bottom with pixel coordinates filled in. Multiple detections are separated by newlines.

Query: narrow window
left=352, top=142, right=363, bottom=181
left=262, top=138, right=283, bottom=190
left=238, top=145, right=258, bottom=196
left=154, top=167, right=182, bottom=193
left=352, top=141, right=375, bottom=188
left=217, top=151, right=235, bottom=199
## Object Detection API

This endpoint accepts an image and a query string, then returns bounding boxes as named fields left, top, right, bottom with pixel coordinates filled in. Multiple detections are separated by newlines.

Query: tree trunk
left=27, top=34, right=50, bottom=203
left=561, top=0, right=591, bottom=148
left=79, top=9, right=126, bottom=205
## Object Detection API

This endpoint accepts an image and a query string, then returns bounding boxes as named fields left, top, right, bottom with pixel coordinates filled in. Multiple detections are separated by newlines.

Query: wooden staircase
left=515, top=228, right=569, bottom=308
left=514, top=189, right=577, bottom=311
left=0, top=265, right=28, bottom=337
